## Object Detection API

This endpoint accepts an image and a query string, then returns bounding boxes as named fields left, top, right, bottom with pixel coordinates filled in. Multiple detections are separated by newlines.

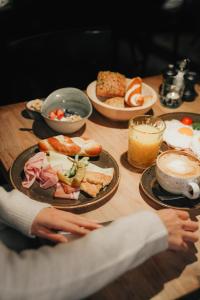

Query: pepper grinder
left=182, top=71, right=198, bottom=102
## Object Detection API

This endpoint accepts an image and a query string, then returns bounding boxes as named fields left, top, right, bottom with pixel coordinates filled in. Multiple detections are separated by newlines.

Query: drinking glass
left=128, top=115, right=166, bottom=169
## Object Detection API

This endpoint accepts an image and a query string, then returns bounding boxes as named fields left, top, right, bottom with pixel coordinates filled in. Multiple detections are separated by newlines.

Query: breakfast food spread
left=38, top=135, right=102, bottom=157
left=22, top=151, right=114, bottom=199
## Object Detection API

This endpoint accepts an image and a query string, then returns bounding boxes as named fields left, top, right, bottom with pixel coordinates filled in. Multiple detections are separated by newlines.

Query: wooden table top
left=0, top=75, right=200, bottom=300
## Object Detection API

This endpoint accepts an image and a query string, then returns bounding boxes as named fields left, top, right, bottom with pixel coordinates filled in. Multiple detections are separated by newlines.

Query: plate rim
left=9, top=145, right=120, bottom=212
left=140, top=165, right=186, bottom=210
left=158, top=111, right=200, bottom=120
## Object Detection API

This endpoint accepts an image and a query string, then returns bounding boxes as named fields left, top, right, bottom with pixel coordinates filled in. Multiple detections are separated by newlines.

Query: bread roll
left=96, top=71, right=126, bottom=99
left=105, top=97, right=125, bottom=108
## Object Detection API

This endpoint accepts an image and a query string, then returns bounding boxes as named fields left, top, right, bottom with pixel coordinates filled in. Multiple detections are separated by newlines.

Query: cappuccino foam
left=158, top=153, right=200, bottom=178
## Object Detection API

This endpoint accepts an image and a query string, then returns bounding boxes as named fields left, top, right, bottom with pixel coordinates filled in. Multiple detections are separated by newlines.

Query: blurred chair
left=139, top=0, right=200, bottom=75
left=113, top=0, right=187, bottom=77
left=5, top=28, right=114, bottom=103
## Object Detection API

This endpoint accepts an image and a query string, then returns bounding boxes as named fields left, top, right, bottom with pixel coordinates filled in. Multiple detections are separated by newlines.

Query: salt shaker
left=160, top=59, right=190, bottom=108
left=160, top=65, right=181, bottom=108
left=174, top=59, right=189, bottom=91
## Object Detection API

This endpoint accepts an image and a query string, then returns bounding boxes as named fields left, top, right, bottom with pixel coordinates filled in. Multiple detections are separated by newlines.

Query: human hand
left=157, top=209, right=199, bottom=251
left=31, top=207, right=102, bottom=243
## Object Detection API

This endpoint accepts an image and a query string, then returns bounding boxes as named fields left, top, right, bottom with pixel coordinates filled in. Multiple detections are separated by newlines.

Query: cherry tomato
left=181, top=117, right=193, bottom=125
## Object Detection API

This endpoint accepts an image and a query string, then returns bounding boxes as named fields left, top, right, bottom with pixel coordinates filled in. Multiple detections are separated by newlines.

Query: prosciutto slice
left=22, top=152, right=46, bottom=188
left=54, top=182, right=80, bottom=200
left=39, top=166, right=58, bottom=189
left=22, top=152, right=58, bottom=189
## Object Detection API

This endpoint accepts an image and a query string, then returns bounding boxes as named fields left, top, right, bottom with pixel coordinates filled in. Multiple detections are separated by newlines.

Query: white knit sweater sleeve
left=0, top=210, right=168, bottom=300
left=0, top=187, right=51, bottom=237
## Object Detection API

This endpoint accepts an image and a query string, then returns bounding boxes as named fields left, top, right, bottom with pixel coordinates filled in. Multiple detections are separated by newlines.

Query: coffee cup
left=155, top=150, right=200, bottom=199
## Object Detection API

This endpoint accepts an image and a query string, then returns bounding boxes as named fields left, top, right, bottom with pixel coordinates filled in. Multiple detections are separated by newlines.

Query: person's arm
left=0, top=210, right=168, bottom=300
left=0, top=208, right=198, bottom=300
left=0, top=188, right=100, bottom=241
left=0, top=187, right=51, bottom=237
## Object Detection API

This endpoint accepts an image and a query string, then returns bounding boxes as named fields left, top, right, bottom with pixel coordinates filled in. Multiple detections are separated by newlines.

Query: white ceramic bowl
left=86, top=80, right=158, bottom=121
left=26, top=99, right=44, bottom=120
left=41, top=88, right=92, bottom=134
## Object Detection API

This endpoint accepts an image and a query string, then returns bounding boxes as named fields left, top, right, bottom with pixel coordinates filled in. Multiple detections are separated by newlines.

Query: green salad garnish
left=192, top=122, right=200, bottom=130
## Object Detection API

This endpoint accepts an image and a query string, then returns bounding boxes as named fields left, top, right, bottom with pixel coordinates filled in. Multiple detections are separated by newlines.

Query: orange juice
left=128, top=121, right=164, bottom=169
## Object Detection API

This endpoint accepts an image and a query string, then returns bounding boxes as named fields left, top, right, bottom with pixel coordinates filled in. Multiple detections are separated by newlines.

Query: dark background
left=0, top=0, right=200, bottom=105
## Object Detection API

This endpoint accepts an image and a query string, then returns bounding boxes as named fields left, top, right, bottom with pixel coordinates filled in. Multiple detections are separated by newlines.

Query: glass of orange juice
left=128, top=115, right=166, bottom=169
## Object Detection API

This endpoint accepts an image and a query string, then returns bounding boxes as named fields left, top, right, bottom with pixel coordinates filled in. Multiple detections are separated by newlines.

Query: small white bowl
left=86, top=80, right=157, bottom=121
left=41, top=88, right=92, bottom=134
left=26, top=99, right=44, bottom=120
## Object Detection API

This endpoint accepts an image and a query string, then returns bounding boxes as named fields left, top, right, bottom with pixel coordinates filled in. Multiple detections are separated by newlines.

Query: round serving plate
left=10, top=145, right=120, bottom=213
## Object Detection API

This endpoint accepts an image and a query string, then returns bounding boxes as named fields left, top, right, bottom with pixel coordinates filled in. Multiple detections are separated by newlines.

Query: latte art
left=156, top=150, right=200, bottom=199
left=166, top=159, right=195, bottom=175
left=158, top=153, right=200, bottom=178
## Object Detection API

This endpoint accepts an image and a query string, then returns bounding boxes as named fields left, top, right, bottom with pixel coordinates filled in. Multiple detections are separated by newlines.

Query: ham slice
left=22, top=152, right=46, bottom=188
left=22, top=152, right=58, bottom=189
left=39, top=166, right=58, bottom=189
left=54, top=182, right=80, bottom=199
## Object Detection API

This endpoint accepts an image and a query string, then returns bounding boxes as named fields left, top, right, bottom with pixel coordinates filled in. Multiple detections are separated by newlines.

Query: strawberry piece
left=56, top=109, right=64, bottom=120
left=49, top=111, right=57, bottom=120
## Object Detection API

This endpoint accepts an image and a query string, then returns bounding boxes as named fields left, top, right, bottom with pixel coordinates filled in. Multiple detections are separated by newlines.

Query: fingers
left=169, top=219, right=199, bottom=251
left=68, top=217, right=102, bottom=230
left=160, top=209, right=199, bottom=252
left=53, top=212, right=102, bottom=233
left=58, top=222, right=91, bottom=236
left=183, top=231, right=199, bottom=243
left=182, top=219, right=199, bottom=232
left=176, top=210, right=190, bottom=220
left=171, top=240, right=189, bottom=252
left=64, top=212, right=102, bottom=229
left=37, top=227, right=68, bottom=243
left=33, top=208, right=101, bottom=243
left=44, top=209, right=102, bottom=234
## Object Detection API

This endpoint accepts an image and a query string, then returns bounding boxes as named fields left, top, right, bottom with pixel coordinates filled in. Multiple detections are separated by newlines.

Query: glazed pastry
left=125, top=77, right=144, bottom=107
left=38, top=135, right=102, bottom=157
